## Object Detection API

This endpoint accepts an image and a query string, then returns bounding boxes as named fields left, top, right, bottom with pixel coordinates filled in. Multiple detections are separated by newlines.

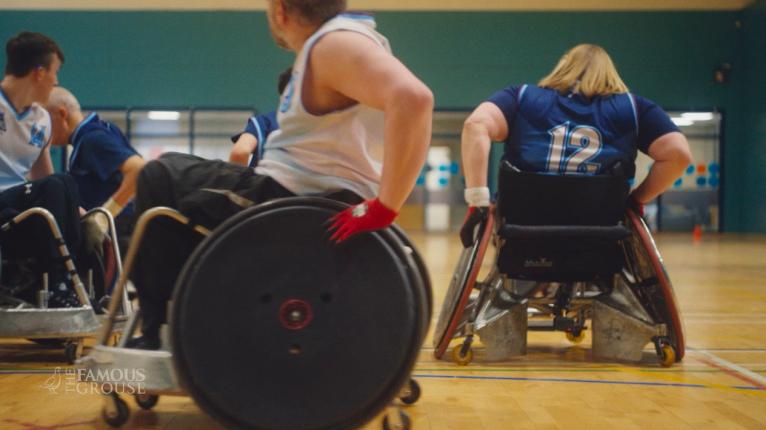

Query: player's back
left=504, top=85, right=638, bottom=176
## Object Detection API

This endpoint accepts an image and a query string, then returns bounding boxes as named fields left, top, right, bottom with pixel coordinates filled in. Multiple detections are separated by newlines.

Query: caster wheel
left=451, top=343, right=473, bottom=366
left=658, top=343, right=676, bottom=368
left=382, top=409, right=411, bottom=430
left=566, top=330, right=586, bottom=344
left=399, top=379, right=421, bottom=405
left=64, top=342, right=78, bottom=364
left=134, top=393, right=159, bottom=410
left=102, top=394, right=130, bottom=428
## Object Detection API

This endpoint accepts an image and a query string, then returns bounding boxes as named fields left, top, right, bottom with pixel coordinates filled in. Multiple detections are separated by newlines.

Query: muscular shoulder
left=311, top=30, right=387, bottom=68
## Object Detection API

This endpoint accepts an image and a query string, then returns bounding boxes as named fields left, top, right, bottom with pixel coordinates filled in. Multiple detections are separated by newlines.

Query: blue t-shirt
left=68, top=113, right=139, bottom=217
left=487, top=85, right=679, bottom=176
left=230, top=111, right=278, bottom=168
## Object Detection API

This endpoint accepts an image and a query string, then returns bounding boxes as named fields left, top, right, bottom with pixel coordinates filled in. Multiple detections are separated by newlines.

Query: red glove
left=328, top=198, right=398, bottom=243
left=628, top=195, right=645, bottom=217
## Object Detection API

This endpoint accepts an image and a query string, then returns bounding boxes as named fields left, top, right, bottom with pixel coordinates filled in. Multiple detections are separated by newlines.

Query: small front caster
left=657, top=342, right=676, bottom=367
left=566, top=330, right=586, bottom=344
left=64, top=341, right=81, bottom=364
left=399, top=378, right=421, bottom=405
left=452, top=343, right=473, bottom=366
left=134, top=393, right=159, bottom=410
left=382, top=409, right=410, bottom=430
left=102, top=393, right=130, bottom=428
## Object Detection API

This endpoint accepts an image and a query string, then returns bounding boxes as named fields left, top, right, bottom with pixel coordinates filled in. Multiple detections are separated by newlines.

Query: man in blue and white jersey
left=0, top=31, right=82, bottom=307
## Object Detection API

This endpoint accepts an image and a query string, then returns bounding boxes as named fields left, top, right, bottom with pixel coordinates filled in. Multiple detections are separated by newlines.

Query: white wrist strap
left=103, top=198, right=124, bottom=218
left=464, top=187, right=490, bottom=207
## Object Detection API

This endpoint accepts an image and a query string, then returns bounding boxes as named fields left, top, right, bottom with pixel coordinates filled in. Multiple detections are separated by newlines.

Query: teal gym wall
left=0, top=9, right=761, bottom=231
left=740, top=0, right=766, bottom=232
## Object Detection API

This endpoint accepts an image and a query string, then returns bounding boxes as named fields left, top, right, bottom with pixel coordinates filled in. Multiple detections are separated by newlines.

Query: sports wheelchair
left=0, top=206, right=131, bottom=363
left=81, top=197, right=432, bottom=430
left=434, top=162, right=684, bottom=367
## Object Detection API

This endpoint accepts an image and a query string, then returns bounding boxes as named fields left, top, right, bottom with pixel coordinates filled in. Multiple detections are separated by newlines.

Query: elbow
left=462, top=114, right=491, bottom=139
left=671, top=136, right=693, bottom=168
left=393, top=83, right=433, bottom=115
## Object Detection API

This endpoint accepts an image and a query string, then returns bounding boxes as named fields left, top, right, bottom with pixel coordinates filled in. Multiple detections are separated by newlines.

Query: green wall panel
left=740, top=1, right=766, bottom=232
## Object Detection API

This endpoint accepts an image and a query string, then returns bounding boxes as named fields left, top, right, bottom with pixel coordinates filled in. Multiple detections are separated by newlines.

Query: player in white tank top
left=256, top=13, right=389, bottom=200
left=125, top=2, right=434, bottom=347
left=264, top=2, right=434, bottom=242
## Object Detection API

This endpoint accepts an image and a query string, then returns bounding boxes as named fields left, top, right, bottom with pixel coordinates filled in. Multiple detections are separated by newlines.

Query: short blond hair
left=47, top=86, right=81, bottom=113
left=539, top=44, right=629, bottom=98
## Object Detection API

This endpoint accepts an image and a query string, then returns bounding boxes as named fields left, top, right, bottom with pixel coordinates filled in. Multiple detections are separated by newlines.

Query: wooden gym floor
left=1, top=232, right=765, bottom=429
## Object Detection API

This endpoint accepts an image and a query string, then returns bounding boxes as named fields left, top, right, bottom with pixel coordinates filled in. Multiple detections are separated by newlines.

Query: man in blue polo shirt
left=228, top=67, right=291, bottom=168
left=45, top=87, right=145, bottom=250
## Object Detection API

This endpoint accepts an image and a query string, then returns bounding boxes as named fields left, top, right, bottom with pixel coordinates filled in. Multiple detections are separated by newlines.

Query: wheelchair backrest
left=496, top=161, right=630, bottom=226
left=495, top=161, right=631, bottom=282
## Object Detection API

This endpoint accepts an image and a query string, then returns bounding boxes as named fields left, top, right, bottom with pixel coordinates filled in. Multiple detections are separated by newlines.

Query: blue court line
left=411, top=373, right=765, bottom=391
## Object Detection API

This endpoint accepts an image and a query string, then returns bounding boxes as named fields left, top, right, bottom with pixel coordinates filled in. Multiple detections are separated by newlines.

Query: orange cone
left=692, top=224, right=702, bottom=244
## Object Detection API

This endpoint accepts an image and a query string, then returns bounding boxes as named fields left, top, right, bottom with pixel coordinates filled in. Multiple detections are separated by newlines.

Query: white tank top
left=255, top=13, right=390, bottom=199
left=0, top=89, right=51, bottom=191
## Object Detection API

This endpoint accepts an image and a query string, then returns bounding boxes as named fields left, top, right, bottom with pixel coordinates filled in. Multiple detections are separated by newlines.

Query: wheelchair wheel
left=433, top=211, right=494, bottom=360
left=171, top=197, right=429, bottom=430
left=390, top=225, right=432, bottom=324
left=624, top=209, right=685, bottom=361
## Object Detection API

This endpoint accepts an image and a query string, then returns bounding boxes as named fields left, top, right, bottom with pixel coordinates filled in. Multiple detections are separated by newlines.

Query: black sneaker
left=125, top=336, right=161, bottom=351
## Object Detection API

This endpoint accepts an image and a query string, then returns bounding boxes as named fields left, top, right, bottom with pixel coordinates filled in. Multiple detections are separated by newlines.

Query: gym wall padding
left=0, top=10, right=761, bottom=232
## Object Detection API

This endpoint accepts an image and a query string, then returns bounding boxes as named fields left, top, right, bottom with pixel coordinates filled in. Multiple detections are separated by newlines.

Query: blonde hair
left=538, top=44, right=629, bottom=98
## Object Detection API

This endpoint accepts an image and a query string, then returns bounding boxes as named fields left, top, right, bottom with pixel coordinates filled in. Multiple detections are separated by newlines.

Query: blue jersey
left=488, top=85, right=678, bottom=176
left=230, top=111, right=278, bottom=168
left=68, top=113, right=139, bottom=217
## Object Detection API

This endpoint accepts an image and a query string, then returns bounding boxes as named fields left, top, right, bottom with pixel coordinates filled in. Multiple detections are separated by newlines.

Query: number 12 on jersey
left=546, top=122, right=603, bottom=174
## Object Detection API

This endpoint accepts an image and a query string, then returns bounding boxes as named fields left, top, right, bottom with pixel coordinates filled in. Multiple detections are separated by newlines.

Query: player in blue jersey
left=460, top=44, right=691, bottom=245
left=45, top=87, right=146, bottom=255
left=229, top=68, right=291, bottom=168
left=0, top=32, right=85, bottom=307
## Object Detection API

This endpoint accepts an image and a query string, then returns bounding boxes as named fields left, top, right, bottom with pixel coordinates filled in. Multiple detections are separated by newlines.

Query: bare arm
left=311, top=32, right=433, bottom=211
left=229, top=133, right=258, bottom=166
left=108, top=155, right=146, bottom=208
left=461, top=102, right=509, bottom=188
left=28, top=144, right=54, bottom=180
left=631, top=132, right=692, bottom=203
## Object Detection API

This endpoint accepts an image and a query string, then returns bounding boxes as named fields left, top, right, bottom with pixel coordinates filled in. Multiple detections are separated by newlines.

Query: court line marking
left=410, top=373, right=765, bottom=393
left=2, top=418, right=96, bottom=430
left=413, top=367, right=766, bottom=373
left=692, top=349, right=766, bottom=390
